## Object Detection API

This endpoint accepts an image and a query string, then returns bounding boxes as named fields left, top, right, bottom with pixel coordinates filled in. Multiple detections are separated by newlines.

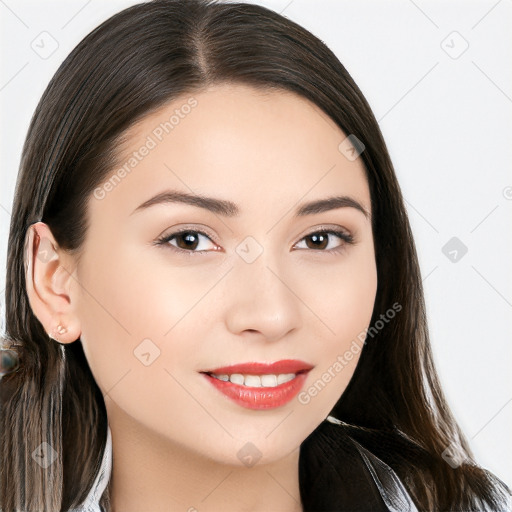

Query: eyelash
left=155, top=227, right=355, bottom=256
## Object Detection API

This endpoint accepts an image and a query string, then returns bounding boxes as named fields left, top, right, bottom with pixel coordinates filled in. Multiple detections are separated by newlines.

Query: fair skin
left=25, top=83, right=377, bottom=512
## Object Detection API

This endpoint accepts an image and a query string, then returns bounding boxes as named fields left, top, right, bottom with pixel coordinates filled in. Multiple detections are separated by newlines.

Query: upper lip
left=201, top=359, right=314, bottom=375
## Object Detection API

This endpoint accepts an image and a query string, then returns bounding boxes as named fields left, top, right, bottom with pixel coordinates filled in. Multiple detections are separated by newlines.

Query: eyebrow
left=130, top=190, right=370, bottom=220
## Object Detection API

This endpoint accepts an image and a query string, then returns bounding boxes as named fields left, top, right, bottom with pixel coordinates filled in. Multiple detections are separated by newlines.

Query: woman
left=1, top=0, right=510, bottom=510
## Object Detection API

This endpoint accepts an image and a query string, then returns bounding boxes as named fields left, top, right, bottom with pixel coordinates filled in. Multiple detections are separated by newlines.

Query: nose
left=223, top=252, right=302, bottom=343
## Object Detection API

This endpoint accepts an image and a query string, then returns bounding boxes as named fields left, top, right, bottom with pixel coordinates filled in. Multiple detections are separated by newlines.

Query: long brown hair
left=1, top=1, right=509, bottom=510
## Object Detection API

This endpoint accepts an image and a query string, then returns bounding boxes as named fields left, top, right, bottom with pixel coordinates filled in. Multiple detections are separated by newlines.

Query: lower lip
left=202, top=372, right=309, bottom=410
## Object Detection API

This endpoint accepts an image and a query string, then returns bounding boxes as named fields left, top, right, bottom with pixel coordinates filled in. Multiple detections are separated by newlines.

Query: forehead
left=92, top=83, right=371, bottom=221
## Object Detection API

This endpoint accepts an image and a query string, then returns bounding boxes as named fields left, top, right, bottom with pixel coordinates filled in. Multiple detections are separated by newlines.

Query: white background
left=1, top=0, right=511, bottom=488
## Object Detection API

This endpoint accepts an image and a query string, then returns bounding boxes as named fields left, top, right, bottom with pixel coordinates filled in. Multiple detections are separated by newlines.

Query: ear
left=24, top=221, right=81, bottom=344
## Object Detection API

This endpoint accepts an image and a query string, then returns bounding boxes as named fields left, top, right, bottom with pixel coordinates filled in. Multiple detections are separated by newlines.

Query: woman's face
left=73, top=83, right=377, bottom=465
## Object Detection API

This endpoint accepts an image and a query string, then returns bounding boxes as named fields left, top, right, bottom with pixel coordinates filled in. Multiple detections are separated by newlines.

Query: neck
left=105, top=399, right=303, bottom=512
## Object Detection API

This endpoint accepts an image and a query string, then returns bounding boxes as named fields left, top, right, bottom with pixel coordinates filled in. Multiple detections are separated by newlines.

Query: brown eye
left=156, top=229, right=218, bottom=255
left=304, top=232, right=330, bottom=250
left=295, top=230, right=354, bottom=253
left=173, top=231, right=202, bottom=250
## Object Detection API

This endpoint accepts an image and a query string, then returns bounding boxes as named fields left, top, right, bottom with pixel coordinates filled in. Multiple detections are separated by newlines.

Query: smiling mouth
left=204, top=370, right=308, bottom=388
left=199, top=360, right=313, bottom=410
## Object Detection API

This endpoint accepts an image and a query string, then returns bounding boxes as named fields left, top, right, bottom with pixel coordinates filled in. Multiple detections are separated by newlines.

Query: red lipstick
left=200, top=359, right=313, bottom=410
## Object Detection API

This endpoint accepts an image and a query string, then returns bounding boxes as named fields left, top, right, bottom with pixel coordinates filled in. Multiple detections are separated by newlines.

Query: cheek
left=74, top=248, right=221, bottom=450
left=299, top=246, right=378, bottom=344
left=293, top=250, right=377, bottom=417
left=327, top=252, right=378, bottom=377
left=78, top=239, right=216, bottom=334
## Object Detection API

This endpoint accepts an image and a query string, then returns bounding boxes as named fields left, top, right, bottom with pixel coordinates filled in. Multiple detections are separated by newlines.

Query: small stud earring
left=56, top=325, right=68, bottom=336
left=49, top=324, right=68, bottom=341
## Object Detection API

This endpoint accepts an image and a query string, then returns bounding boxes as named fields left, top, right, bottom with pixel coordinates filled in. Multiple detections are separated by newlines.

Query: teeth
left=210, top=372, right=297, bottom=387
left=244, top=375, right=262, bottom=387
left=277, top=373, right=296, bottom=385
left=261, top=374, right=277, bottom=387
left=230, top=373, right=245, bottom=385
